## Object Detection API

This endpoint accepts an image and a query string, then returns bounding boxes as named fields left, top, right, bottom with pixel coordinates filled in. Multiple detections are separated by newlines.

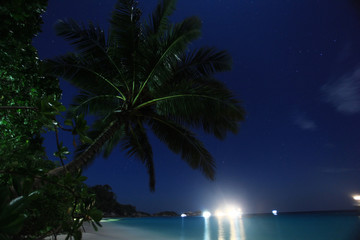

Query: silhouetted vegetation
left=1, top=0, right=243, bottom=238
left=45, top=0, right=245, bottom=191
left=89, top=184, right=138, bottom=217
left=0, top=1, right=101, bottom=239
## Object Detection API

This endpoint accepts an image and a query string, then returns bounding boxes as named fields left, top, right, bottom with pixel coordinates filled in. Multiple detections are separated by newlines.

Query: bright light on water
left=272, top=210, right=278, bottom=215
left=181, top=213, right=187, bottom=217
left=203, top=211, right=211, bottom=218
left=204, top=216, right=210, bottom=240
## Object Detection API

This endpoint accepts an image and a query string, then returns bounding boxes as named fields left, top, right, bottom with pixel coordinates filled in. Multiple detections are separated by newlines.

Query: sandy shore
left=81, top=221, right=136, bottom=240
left=45, top=220, right=171, bottom=240
left=45, top=221, right=130, bottom=240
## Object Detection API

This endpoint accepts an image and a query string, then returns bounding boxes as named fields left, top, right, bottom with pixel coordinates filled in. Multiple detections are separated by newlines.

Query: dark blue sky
left=34, top=0, right=360, bottom=214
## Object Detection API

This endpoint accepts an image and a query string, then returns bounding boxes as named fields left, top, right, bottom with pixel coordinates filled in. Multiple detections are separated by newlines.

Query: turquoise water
left=110, top=213, right=360, bottom=240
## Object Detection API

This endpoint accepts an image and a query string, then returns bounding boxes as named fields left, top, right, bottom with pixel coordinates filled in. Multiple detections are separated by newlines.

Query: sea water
left=108, top=213, right=360, bottom=240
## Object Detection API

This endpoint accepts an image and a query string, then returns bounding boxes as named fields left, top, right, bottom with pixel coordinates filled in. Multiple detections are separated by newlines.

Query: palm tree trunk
left=47, top=120, right=120, bottom=176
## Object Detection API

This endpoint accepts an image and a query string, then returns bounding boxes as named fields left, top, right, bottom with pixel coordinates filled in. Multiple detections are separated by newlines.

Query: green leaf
left=88, top=208, right=103, bottom=222
left=77, top=176, right=87, bottom=182
left=79, top=134, right=92, bottom=144
left=64, top=119, right=73, bottom=126
left=0, top=187, right=28, bottom=235
left=54, top=142, right=70, bottom=159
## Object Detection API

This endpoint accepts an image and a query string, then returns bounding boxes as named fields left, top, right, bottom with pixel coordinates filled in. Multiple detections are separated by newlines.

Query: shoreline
left=45, top=221, right=172, bottom=240
left=45, top=211, right=360, bottom=240
left=103, top=209, right=360, bottom=218
left=45, top=210, right=360, bottom=239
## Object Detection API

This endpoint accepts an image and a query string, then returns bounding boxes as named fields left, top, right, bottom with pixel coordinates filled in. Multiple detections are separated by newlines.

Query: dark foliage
left=0, top=0, right=61, bottom=166
left=89, top=184, right=138, bottom=217
left=46, top=0, right=246, bottom=192
left=0, top=1, right=102, bottom=239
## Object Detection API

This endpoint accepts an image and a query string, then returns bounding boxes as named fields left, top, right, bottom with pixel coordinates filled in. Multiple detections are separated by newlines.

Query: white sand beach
left=83, top=222, right=155, bottom=240
left=45, top=222, right=131, bottom=240
left=45, top=220, right=172, bottom=240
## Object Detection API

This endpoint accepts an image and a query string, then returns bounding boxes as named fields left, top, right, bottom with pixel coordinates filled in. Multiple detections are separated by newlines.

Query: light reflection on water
left=217, top=217, right=225, bottom=240
left=238, top=218, right=246, bottom=240
left=205, top=217, right=246, bottom=240
left=230, top=217, right=246, bottom=240
left=180, top=217, right=185, bottom=240
left=228, top=217, right=237, bottom=240
left=204, top=217, right=210, bottom=240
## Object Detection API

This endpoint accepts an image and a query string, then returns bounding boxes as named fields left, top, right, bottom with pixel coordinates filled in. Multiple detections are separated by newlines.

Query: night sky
left=34, top=0, right=360, bottom=214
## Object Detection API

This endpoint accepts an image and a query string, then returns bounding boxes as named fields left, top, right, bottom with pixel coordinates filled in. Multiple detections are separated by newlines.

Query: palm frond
left=139, top=80, right=245, bottom=139
left=101, top=122, right=126, bottom=158
left=67, top=91, right=124, bottom=118
left=148, top=114, right=215, bottom=180
left=145, top=0, right=177, bottom=37
left=121, top=122, right=155, bottom=191
left=45, top=54, right=125, bottom=99
left=55, top=19, right=127, bottom=90
left=108, top=0, right=141, bottom=66
left=54, top=19, right=107, bottom=59
left=176, top=47, right=232, bottom=78
left=134, top=16, right=202, bottom=104
left=160, top=16, right=202, bottom=54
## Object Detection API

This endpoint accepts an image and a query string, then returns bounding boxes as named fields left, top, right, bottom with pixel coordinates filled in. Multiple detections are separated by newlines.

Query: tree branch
left=57, top=123, right=72, bottom=132
left=54, top=126, right=66, bottom=168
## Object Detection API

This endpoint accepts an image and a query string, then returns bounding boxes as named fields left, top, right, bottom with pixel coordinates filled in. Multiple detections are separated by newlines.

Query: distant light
left=353, top=195, right=360, bottom=201
left=215, top=206, right=242, bottom=218
left=215, top=210, right=224, bottom=217
left=272, top=210, right=278, bottom=216
left=226, top=207, right=243, bottom=218
left=203, top=211, right=211, bottom=218
left=181, top=213, right=187, bottom=217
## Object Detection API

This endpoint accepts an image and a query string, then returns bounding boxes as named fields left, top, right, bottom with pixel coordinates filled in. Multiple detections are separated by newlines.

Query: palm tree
left=46, top=0, right=245, bottom=191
